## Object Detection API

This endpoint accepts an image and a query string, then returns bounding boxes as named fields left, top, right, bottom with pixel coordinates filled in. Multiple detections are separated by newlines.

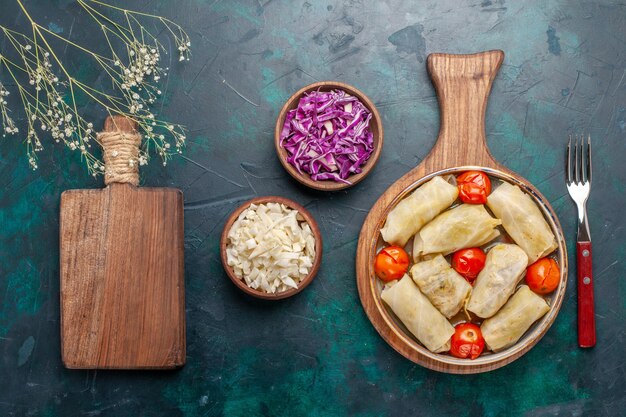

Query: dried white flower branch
left=0, top=0, right=191, bottom=175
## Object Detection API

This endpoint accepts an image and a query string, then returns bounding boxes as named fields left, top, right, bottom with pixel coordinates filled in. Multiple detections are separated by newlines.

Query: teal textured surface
left=0, top=0, right=624, bottom=416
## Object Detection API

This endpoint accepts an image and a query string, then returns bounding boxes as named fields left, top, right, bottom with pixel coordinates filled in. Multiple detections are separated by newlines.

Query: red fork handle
left=577, top=241, right=595, bottom=347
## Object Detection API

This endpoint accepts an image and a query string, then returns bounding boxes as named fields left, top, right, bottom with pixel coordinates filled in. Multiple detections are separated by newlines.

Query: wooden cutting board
left=60, top=116, right=185, bottom=369
left=355, top=50, right=568, bottom=373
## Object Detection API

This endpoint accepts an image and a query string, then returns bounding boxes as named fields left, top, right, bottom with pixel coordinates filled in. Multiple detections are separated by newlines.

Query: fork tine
left=580, top=134, right=587, bottom=183
left=575, top=134, right=580, bottom=184
left=587, top=135, right=591, bottom=184
left=567, top=135, right=572, bottom=184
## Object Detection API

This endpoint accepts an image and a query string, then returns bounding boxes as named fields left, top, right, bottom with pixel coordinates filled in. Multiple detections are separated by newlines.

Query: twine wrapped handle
left=97, top=115, right=141, bottom=186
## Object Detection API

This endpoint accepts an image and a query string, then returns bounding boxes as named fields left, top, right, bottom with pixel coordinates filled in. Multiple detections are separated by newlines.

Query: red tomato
left=452, top=248, right=486, bottom=284
left=457, top=171, right=492, bottom=204
left=374, top=246, right=410, bottom=282
left=450, top=323, right=485, bottom=360
left=526, top=258, right=560, bottom=294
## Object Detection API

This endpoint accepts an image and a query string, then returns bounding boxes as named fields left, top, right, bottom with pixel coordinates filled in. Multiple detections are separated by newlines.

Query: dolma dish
left=375, top=171, right=564, bottom=364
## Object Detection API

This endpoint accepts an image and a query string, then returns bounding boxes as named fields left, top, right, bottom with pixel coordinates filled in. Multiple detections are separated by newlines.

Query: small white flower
left=25, top=44, right=32, bottom=50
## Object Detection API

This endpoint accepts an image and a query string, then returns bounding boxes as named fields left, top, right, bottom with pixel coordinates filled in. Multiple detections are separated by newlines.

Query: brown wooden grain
left=220, top=196, right=323, bottom=300
left=274, top=81, right=383, bottom=191
left=355, top=51, right=568, bottom=374
left=60, top=116, right=185, bottom=369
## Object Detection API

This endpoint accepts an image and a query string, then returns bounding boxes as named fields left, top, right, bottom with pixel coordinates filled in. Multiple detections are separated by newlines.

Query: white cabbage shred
left=226, top=202, right=316, bottom=293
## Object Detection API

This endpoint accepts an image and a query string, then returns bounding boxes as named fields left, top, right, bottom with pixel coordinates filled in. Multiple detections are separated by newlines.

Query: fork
left=566, top=134, right=595, bottom=348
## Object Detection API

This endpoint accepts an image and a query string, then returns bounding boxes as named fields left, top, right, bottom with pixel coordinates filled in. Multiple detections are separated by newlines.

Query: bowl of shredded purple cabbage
left=275, top=81, right=383, bottom=191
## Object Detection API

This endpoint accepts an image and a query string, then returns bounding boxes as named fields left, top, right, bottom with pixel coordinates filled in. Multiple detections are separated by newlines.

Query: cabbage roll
left=380, top=176, right=458, bottom=246
left=381, top=275, right=454, bottom=353
left=487, top=182, right=557, bottom=264
left=410, top=255, right=472, bottom=318
left=467, top=244, right=528, bottom=318
left=481, top=285, right=550, bottom=352
left=413, top=204, right=501, bottom=260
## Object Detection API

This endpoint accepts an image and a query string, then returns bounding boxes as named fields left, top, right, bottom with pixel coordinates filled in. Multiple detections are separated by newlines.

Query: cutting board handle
left=425, top=50, right=504, bottom=170
left=100, top=115, right=141, bottom=186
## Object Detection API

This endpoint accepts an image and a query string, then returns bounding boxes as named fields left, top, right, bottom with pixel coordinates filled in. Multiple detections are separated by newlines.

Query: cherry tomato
left=450, top=323, right=485, bottom=360
left=374, top=246, right=410, bottom=282
left=526, top=258, right=560, bottom=294
left=452, top=247, right=486, bottom=284
left=457, top=171, right=492, bottom=204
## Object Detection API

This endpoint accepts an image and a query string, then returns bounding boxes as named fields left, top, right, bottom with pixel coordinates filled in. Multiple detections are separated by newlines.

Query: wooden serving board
left=60, top=116, right=185, bottom=369
left=355, top=50, right=568, bottom=373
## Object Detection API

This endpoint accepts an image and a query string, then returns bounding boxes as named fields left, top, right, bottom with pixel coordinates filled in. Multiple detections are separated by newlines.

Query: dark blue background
left=1, top=1, right=625, bottom=416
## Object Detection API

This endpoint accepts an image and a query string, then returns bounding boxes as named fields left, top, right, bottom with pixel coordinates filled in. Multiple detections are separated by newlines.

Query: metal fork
left=566, top=134, right=595, bottom=348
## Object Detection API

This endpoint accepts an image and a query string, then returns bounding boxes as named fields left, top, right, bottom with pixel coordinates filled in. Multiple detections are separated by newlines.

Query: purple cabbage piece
left=279, top=89, right=374, bottom=184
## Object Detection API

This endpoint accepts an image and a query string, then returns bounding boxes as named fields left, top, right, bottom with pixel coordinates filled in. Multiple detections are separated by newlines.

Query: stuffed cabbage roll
left=380, top=176, right=458, bottom=247
left=381, top=275, right=454, bottom=353
left=467, top=244, right=528, bottom=318
left=410, top=255, right=472, bottom=318
left=481, top=285, right=550, bottom=352
left=413, top=204, right=501, bottom=261
left=487, top=182, right=557, bottom=264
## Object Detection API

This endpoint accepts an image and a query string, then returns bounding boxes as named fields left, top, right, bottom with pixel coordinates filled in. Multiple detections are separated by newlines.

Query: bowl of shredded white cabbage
left=220, top=196, right=323, bottom=300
